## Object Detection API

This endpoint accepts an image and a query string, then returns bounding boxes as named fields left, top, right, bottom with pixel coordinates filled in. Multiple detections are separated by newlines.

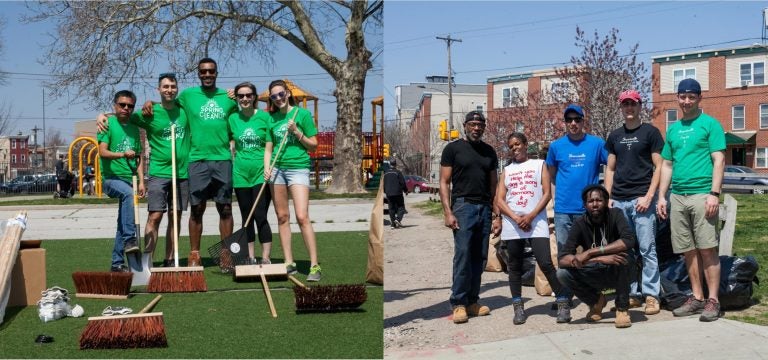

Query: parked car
left=723, top=165, right=768, bottom=194
left=28, top=174, right=58, bottom=193
left=405, top=175, right=429, bottom=193
left=0, top=175, right=38, bottom=194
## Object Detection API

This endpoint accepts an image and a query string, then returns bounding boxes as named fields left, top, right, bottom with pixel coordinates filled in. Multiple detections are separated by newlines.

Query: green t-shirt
left=229, top=110, right=270, bottom=187
left=265, top=107, right=318, bottom=170
left=177, top=86, right=237, bottom=162
left=131, top=104, right=190, bottom=179
left=97, top=116, right=143, bottom=183
left=661, top=112, right=726, bottom=194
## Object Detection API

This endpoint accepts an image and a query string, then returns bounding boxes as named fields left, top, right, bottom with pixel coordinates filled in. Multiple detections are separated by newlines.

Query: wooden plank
left=75, top=293, right=130, bottom=300
left=719, top=194, right=738, bottom=256
left=150, top=266, right=204, bottom=273
left=234, top=263, right=287, bottom=278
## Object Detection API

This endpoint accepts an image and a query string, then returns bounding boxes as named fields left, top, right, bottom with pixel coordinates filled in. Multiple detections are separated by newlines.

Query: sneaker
left=286, top=262, right=298, bottom=275
left=673, top=296, right=706, bottom=317
left=260, top=258, right=272, bottom=265
left=586, top=294, right=607, bottom=322
left=629, top=297, right=642, bottom=309
left=615, top=309, right=631, bottom=328
left=394, top=220, right=402, bottom=228
left=124, top=240, right=140, bottom=254
left=645, top=296, right=660, bottom=315
left=110, top=265, right=130, bottom=272
left=466, top=303, right=490, bottom=317
left=307, top=265, right=322, bottom=282
left=453, top=306, right=468, bottom=324
left=556, top=298, right=572, bottom=323
left=699, top=298, right=721, bottom=322
left=512, top=299, right=526, bottom=325
left=188, top=251, right=202, bottom=267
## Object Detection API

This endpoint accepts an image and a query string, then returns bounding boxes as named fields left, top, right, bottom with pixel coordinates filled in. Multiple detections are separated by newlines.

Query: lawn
left=0, top=231, right=382, bottom=359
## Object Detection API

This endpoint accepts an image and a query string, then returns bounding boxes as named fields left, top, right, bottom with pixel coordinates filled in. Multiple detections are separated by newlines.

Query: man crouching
left=556, top=184, right=636, bottom=328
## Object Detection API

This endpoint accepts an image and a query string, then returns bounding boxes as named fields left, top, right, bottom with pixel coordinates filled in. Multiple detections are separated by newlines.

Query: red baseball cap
left=618, top=90, right=641, bottom=103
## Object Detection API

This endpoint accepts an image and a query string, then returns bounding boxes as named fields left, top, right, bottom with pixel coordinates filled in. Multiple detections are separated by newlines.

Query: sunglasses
left=158, top=72, right=176, bottom=81
left=564, top=117, right=583, bottom=123
left=465, top=121, right=486, bottom=129
left=117, top=102, right=135, bottom=109
left=199, top=69, right=216, bottom=75
left=270, top=91, right=287, bottom=101
left=236, top=93, right=254, bottom=99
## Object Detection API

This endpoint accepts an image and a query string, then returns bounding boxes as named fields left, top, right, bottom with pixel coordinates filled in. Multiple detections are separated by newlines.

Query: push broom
left=79, top=294, right=167, bottom=349
left=126, top=170, right=151, bottom=286
left=147, top=120, right=207, bottom=293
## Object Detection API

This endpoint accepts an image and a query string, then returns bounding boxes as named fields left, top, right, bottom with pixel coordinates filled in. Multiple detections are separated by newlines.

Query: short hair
left=113, top=90, right=136, bottom=104
left=507, top=132, right=528, bottom=145
left=198, top=57, right=217, bottom=70
left=158, top=72, right=177, bottom=86
left=581, top=184, right=610, bottom=204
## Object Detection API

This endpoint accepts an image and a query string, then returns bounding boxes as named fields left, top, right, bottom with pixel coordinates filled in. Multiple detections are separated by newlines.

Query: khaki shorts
left=670, top=193, right=718, bottom=253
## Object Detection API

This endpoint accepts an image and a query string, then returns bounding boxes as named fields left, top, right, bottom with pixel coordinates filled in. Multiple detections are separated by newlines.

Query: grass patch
left=0, top=231, right=382, bottom=358
left=414, top=199, right=444, bottom=217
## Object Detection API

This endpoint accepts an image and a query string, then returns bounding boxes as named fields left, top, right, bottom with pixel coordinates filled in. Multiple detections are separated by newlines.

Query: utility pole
left=436, top=35, right=461, bottom=132
left=42, top=88, right=47, bottom=171
left=31, top=125, right=42, bottom=169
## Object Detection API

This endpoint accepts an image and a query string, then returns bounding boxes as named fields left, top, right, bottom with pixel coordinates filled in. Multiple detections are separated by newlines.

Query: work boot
left=555, top=298, right=572, bottom=323
left=645, top=296, right=660, bottom=315
left=512, top=299, right=526, bottom=325
left=673, top=296, right=705, bottom=317
left=453, top=306, right=468, bottom=324
left=466, top=303, right=490, bottom=317
left=629, top=297, right=642, bottom=309
left=699, top=298, right=721, bottom=322
left=587, top=294, right=607, bottom=322
left=615, top=309, right=631, bottom=328
left=188, top=251, right=202, bottom=267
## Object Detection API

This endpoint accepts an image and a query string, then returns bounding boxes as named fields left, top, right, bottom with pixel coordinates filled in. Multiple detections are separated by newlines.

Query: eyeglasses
left=270, top=91, right=287, bottom=101
left=117, top=102, right=135, bottom=109
left=564, top=117, right=583, bottom=123
left=236, top=93, right=254, bottom=99
left=158, top=72, right=176, bottom=81
left=620, top=101, right=639, bottom=107
left=198, top=69, right=216, bottom=75
left=465, top=121, right=486, bottom=129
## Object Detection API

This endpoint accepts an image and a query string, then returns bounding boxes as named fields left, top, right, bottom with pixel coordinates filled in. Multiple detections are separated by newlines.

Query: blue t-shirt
left=546, top=134, right=608, bottom=214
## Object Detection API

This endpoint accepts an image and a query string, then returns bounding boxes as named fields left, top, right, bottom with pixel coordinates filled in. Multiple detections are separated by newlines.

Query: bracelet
left=599, top=245, right=605, bottom=254
left=298, top=133, right=305, bottom=142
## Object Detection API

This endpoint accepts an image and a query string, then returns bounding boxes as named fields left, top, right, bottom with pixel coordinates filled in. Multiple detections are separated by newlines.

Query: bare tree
left=0, top=103, right=15, bottom=136
left=555, top=27, right=652, bottom=139
left=0, top=16, right=7, bottom=85
left=45, top=128, right=66, bottom=148
left=25, top=0, right=383, bottom=193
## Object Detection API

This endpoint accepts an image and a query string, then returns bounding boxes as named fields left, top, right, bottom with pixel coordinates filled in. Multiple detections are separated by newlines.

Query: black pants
left=234, top=184, right=272, bottom=244
left=556, top=254, right=636, bottom=309
left=387, top=194, right=405, bottom=224
left=505, top=237, right=562, bottom=298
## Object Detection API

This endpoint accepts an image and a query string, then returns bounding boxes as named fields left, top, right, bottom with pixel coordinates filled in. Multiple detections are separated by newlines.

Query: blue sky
left=0, top=1, right=383, bottom=142
left=384, top=1, right=768, bottom=121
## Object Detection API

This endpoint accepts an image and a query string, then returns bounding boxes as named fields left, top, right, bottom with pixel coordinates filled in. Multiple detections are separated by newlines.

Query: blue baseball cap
left=563, top=104, right=584, bottom=118
left=677, top=78, right=701, bottom=95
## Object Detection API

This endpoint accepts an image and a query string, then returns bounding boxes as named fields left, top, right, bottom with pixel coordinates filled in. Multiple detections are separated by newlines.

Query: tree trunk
left=327, top=65, right=367, bottom=194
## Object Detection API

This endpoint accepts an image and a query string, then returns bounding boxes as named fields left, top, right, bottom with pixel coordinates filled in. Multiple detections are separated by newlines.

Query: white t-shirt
left=500, top=159, right=549, bottom=240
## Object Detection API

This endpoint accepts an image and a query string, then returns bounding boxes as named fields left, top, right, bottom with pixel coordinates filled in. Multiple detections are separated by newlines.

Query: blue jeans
left=556, top=254, right=636, bottom=309
left=103, top=178, right=136, bottom=268
left=614, top=198, right=660, bottom=299
left=449, top=198, right=491, bottom=307
left=554, top=212, right=581, bottom=299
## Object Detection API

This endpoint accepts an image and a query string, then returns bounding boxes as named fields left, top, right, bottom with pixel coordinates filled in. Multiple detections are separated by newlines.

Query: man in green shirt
left=657, top=78, right=726, bottom=322
left=97, top=90, right=144, bottom=272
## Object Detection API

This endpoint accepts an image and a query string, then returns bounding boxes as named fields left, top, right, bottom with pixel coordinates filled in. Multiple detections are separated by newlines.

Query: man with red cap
left=604, top=90, right=664, bottom=315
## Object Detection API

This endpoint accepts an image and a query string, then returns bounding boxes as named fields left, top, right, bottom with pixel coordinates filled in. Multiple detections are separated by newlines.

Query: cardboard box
left=8, top=248, right=46, bottom=307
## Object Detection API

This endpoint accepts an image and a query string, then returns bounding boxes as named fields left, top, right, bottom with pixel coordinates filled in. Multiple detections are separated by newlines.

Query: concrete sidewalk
left=384, top=194, right=768, bottom=359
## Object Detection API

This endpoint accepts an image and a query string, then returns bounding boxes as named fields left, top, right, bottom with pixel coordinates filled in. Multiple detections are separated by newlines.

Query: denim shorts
left=270, top=168, right=310, bottom=187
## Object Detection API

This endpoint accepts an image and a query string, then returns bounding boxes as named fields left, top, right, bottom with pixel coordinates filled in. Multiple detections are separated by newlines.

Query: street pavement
left=384, top=193, right=768, bottom=360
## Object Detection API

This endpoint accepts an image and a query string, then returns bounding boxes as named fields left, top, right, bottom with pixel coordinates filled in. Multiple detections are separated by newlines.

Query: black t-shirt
left=605, top=123, right=664, bottom=200
left=559, top=208, right=636, bottom=261
left=440, top=139, right=498, bottom=205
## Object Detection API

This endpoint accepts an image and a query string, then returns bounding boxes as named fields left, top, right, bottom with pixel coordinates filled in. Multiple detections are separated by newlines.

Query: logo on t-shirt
left=239, top=128, right=262, bottom=150
left=115, top=138, right=134, bottom=152
left=161, top=126, right=185, bottom=141
left=568, top=153, right=586, bottom=168
left=506, top=169, right=538, bottom=209
left=274, top=123, right=296, bottom=145
left=620, top=136, right=639, bottom=150
left=199, top=99, right=227, bottom=121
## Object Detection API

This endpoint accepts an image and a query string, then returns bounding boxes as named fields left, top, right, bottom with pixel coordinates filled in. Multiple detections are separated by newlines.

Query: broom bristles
left=293, top=284, right=367, bottom=312
left=72, top=272, right=132, bottom=297
left=79, top=313, right=167, bottom=349
left=146, top=270, right=207, bottom=293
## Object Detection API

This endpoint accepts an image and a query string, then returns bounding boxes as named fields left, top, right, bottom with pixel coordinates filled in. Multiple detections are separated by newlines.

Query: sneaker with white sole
left=286, top=262, right=298, bottom=275
left=307, top=264, right=322, bottom=282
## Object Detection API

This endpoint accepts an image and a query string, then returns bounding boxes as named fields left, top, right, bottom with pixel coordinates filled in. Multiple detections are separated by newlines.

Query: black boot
left=512, top=299, right=527, bottom=325
left=556, top=298, right=572, bottom=323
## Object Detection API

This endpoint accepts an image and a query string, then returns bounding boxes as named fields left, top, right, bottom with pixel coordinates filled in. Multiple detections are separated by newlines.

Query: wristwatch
left=709, top=191, right=720, bottom=197
left=491, top=213, right=501, bottom=220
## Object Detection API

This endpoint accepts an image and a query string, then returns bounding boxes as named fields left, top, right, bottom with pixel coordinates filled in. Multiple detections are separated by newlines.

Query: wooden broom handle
left=171, top=122, right=180, bottom=268
left=140, top=295, right=163, bottom=314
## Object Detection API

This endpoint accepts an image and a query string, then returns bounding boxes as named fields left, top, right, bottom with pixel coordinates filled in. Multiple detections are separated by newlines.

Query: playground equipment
left=66, top=137, right=102, bottom=197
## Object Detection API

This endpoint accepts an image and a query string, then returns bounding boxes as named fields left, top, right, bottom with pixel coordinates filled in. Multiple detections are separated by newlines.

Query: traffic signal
left=438, top=120, right=449, bottom=141
left=450, top=129, right=459, bottom=140
left=383, top=144, right=391, bottom=158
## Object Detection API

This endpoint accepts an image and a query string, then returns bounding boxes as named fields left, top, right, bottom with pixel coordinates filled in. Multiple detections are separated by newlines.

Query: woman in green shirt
left=263, top=79, right=322, bottom=282
left=229, top=82, right=273, bottom=264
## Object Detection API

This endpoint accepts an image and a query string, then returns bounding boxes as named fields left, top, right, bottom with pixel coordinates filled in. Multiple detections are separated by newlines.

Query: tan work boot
left=453, top=306, right=468, bottom=324
left=188, top=251, right=202, bottom=267
left=586, top=294, right=607, bottom=322
left=645, top=296, right=660, bottom=315
left=615, top=309, right=632, bottom=328
left=466, top=303, right=490, bottom=317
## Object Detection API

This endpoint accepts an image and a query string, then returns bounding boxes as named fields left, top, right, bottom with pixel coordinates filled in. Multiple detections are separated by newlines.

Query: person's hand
left=287, top=119, right=298, bottom=133
left=635, top=195, right=652, bottom=213
left=608, top=199, right=614, bottom=208
left=656, top=197, right=668, bottom=220
left=138, top=182, right=146, bottom=198
left=227, top=88, right=235, bottom=100
left=594, top=252, right=628, bottom=266
left=569, top=256, right=583, bottom=268
left=141, top=100, right=155, bottom=116
left=264, top=167, right=272, bottom=182
left=96, top=114, right=109, bottom=132
left=444, top=213, right=459, bottom=230
left=705, top=194, right=719, bottom=219
left=575, top=251, right=591, bottom=266
left=123, top=149, right=136, bottom=159
left=491, top=218, right=502, bottom=236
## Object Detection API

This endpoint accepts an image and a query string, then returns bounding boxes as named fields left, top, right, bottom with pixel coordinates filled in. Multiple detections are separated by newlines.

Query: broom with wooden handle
left=0, top=211, right=28, bottom=314
left=147, top=120, right=207, bottom=293
left=79, top=295, right=167, bottom=349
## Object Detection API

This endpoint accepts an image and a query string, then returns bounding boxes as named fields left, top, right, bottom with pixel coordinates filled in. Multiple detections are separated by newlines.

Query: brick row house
left=651, top=45, right=768, bottom=172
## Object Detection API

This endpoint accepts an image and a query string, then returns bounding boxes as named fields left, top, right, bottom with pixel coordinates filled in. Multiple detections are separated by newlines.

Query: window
left=673, top=68, right=696, bottom=91
left=21, top=154, right=25, bottom=164
left=732, top=105, right=745, bottom=130
left=10, top=139, right=15, bottom=149
left=757, top=148, right=768, bottom=168
left=20, top=141, right=25, bottom=149
left=11, top=154, right=15, bottom=164
left=762, top=104, right=768, bottom=129
left=550, top=82, right=570, bottom=102
left=502, top=87, right=520, bottom=107
left=740, top=62, right=765, bottom=85
left=666, top=109, right=678, bottom=130
left=476, top=105, right=484, bottom=113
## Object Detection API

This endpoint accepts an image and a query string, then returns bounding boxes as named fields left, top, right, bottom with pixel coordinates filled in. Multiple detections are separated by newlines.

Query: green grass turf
left=0, top=231, right=382, bottom=358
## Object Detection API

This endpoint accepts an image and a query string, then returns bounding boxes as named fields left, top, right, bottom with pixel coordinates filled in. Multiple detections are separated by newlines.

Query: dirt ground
left=383, top=194, right=680, bottom=355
